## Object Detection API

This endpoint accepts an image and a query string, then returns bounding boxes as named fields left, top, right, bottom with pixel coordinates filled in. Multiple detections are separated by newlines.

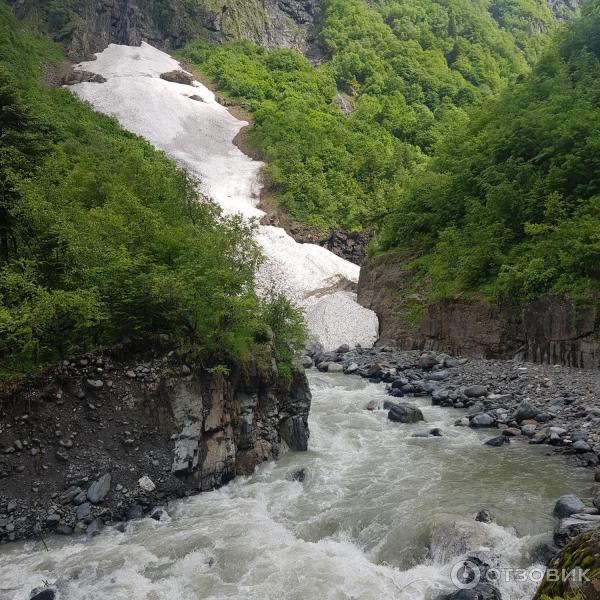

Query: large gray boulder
left=385, top=401, right=425, bottom=423
left=464, top=385, right=488, bottom=398
left=553, top=494, right=585, bottom=519
left=512, top=399, right=539, bottom=422
left=470, top=413, right=495, bottom=428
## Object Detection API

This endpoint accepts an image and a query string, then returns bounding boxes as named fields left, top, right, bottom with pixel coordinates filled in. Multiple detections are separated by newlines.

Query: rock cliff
left=0, top=346, right=311, bottom=542
left=358, top=252, right=600, bottom=368
left=8, top=0, right=323, bottom=58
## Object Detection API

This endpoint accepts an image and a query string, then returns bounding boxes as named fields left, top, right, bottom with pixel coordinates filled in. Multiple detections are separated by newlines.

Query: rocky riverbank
left=305, top=344, right=600, bottom=600
left=0, top=347, right=310, bottom=544
left=305, top=345, right=600, bottom=466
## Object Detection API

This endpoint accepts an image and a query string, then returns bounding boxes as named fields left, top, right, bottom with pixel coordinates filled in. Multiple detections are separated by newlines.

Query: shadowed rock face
left=8, top=0, right=324, bottom=58
left=358, top=253, right=599, bottom=368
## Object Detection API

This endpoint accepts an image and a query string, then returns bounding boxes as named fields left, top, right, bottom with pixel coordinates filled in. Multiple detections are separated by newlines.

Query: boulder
left=327, top=363, right=344, bottom=373
left=464, top=385, right=488, bottom=398
left=87, top=473, right=111, bottom=504
left=385, top=401, right=425, bottom=423
left=160, top=70, right=193, bottom=85
left=513, top=400, right=539, bottom=422
left=553, top=495, right=585, bottom=519
left=553, top=513, right=600, bottom=547
left=475, top=510, right=493, bottom=523
left=573, top=440, right=592, bottom=453
left=418, top=354, right=439, bottom=370
left=30, top=589, right=56, bottom=600
left=426, top=370, right=450, bottom=382
left=470, top=413, right=495, bottom=428
left=138, top=475, right=156, bottom=492
left=485, top=436, right=510, bottom=447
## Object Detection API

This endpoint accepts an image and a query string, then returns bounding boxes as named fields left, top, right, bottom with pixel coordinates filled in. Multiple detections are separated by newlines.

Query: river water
left=0, top=372, right=590, bottom=599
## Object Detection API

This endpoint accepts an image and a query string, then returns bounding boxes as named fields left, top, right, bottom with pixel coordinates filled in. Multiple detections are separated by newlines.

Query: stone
left=366, top=400, right=377, bottom=411
left=85, top=379, right=104, bottom=391
left=429, top=428, right=443, bottom=437
left=385, top=401, right=425, bottom=424
left=418, top=354, right=438, bottom=370
left=345, top=362, right=359, bottom=374
left=336, top=343, right=350, bottom=353
left=150, top=508, right=164, bottom=521
left=160, top=70, right=193, bottom=85
left=512, top=399, right=539, bottom=422
left=553, top=495, right=585, bottom=519
left=464, top=385, right=488, bottom=398
left=292, top=468, right=306, bottom=482
left=470, top=413, right=495, bottom=428
left=501, top=427, right=521, bottom=437
left=45, top=513, right=61, bottom=527
left=87, top=517, right=104, bottom=536
left=76, top=502, right=92, bottom=522
left=301, top=355, right=313, bottom=369
left=138, top=475, right=156, bottom=492
left=426, top=370, right=450, bottom=382
left=73, top=491, right=87, bottom=505
left=573, top=440, right=591, bottom=453
left=327, top=363, right=344, bottom=373
left=554, top=514, right=600, bottom=547
left=475, top=510, right=493, bottom=523
left=87, top=473, right=111, bottom=504
left=521, top=424, right=537, bottom=436
left=29, top=588, right=56, bottom=600
left=484, top=435, right=510, bottom=447
left=126, top=504, right=144, bottom=520
left=60, top=486, right=82, bottom=504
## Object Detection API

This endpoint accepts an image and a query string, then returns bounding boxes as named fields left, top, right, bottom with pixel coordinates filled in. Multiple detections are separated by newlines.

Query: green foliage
left=380, top=0, right=600, bottom=302
left=180, top=0, right=566, bottom=230
left=258, top=292, right=306, bottom=381
left=0, top=4, right=304, bottom=379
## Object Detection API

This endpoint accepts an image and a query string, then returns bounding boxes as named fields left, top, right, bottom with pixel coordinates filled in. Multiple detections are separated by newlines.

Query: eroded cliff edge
left=358, top=252, right=600, bottom=368
left=0, top=346, right=311, bottom=542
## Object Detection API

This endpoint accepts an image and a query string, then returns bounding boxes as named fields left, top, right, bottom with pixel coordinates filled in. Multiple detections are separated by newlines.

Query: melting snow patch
left=69, top=42, right=379, bottom=350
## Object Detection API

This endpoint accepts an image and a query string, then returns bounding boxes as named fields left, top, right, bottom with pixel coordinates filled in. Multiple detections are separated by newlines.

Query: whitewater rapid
left=68, top=43, right=378, bottom=351
left=0, top=373, right=590, bottom=599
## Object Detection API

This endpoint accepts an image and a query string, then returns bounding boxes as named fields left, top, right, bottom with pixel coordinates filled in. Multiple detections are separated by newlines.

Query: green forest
left=378, top=0, right=600, bottom=303
left=1, top=0, right=597, bottom=379
left=0, top=4, right=303, bottom=381
left=180, top=0, right=598, bottom=306
left=180, top=0, right=569, bottom=230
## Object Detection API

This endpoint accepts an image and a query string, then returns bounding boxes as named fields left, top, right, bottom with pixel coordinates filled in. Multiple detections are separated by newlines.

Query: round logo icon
left=451, top=559, right=481, bottom=590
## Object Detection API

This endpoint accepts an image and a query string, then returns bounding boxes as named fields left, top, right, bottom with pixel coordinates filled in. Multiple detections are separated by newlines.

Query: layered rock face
left=8, top=0, right=323, bottom=58
left=358, top=252, right=600, bottom=368
left=0, top=348, right=311, bottom=541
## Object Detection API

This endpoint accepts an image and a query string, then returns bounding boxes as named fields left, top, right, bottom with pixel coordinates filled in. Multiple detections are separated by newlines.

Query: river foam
left=68, top=42, right=378, bottom=351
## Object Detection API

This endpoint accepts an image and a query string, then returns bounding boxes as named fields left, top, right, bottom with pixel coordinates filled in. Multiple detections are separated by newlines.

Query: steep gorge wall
left=8, top=0, right=323, bottom=58
left=358, top=252, right=600, bottom=368
left=0, top=348, right=311, bottom=541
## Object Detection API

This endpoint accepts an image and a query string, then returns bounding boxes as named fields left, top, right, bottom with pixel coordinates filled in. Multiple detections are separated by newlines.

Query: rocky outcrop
left=358, top=252, right=600, bottom=368
left=260, top=208, right=371, bottom=265
left=8, top=0, right=323, bottom=59
left=0, top=347, right=310, bottom=542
